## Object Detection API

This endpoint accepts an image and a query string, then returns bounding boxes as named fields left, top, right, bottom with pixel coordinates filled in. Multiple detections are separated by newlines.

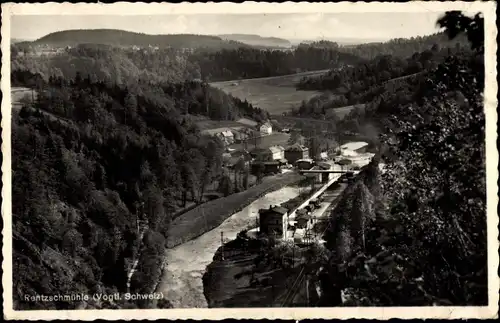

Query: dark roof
left=317, top=162, right=331, bottom=170
left=253, top=161, right=280, bottom=166
left=286, top=144, right=308, bottom=152
left=260, top=205, right=288, bottom=215
left=296, top=208, right=307, bottom=215
left=271, top=206, right=288, bottom=215
left=250, top=148, right=269, bottom=155
left=296, top=213, right=311, bottom=221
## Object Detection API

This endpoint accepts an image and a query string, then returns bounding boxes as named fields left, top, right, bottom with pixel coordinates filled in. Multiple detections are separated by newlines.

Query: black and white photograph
left=1, top=1, right=498, bottom=320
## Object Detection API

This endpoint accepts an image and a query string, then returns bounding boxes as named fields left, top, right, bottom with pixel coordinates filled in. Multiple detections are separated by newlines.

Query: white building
left=268, top=145, right=285, bottom=161
left=259, top=122, right=273, bottom=135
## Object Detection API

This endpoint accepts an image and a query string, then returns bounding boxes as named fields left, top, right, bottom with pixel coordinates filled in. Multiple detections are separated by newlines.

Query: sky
left=11, top=13, right=447, bottom=42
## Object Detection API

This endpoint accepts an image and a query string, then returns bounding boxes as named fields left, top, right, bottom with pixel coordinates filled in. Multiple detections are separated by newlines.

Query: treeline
left=11, top=71, right=267, bottom=309
left=293, top=43, right=472, bottom=122
left=297, top=42, right=467, bottom=92
left=11, top=44, right=201, bottom=85
left=317, top=12, right=486, bottom=306
left=12, top=42, right=365, bottom=86
left=11, top=69, right=269, bottom=124
left=190, top=46, right=365, bottom=81
left=22, top=29, right=250, bottom=50
left=302, top=32, right=469, bottom=60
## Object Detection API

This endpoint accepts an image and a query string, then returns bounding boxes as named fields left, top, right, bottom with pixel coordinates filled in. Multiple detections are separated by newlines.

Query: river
left=156, top=143, right=374, bottom=308
left=156, top=185, right=302, bottom=308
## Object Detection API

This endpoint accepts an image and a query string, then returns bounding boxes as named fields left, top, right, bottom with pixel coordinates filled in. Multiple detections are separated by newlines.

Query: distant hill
left=30, top=29, right=251, bottom=50
left=11, top=38, right=33, bottom=44
left=290, top=37, right=386, bottom=46
left=218, top=34, right=292, bottom=48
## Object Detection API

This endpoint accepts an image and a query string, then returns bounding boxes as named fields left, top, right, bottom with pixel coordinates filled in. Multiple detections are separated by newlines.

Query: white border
left=1, top=1, right=498, bottom=320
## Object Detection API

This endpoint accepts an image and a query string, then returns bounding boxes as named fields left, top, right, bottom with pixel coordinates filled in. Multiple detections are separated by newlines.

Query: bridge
left=298, top=169, right=354, bottom=174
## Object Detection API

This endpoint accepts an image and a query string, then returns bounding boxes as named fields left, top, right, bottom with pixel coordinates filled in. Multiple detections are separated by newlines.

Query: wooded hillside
left=11, top=70, right=267, bottom=309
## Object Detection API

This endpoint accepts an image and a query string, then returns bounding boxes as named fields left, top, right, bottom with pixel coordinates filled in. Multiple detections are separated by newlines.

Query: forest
left=189, top=46, right=364, bottom=81
left=11, top=30, right=469, bottom=87
left=293, top=38, right=473, bottom=124
left=298, top=32, right=468, bottom=59
left=316, top=11, right=487, bottom=306
left=11, top=69, right=267, bottom=309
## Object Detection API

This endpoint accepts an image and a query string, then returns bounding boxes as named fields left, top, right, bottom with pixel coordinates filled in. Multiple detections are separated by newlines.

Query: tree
left=218, top=174, right=233, bottom=197
left=374, top=11, right=487, bottom=305
left=437, top=11, right=484, bottom=53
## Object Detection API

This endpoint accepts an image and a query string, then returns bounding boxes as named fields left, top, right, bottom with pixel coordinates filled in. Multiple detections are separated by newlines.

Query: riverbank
left=202, top=238, right=308, bottom=307
left=202, top=182, right=348, bottom=307
left=167, top=171, right=303, bottom=248
left=157, top=185, right=303, bottom=308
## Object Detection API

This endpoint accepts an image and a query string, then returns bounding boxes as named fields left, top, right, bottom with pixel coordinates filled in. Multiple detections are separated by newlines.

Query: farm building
left=217, top=130, right=234, bottom=145
left=285, top=144, right=309, bottom=164
left=259, top=205, right=289, bottom=239
left=251, top=145, right=285, bottom=162
left=259, top=122, right=273, bottom=136
left=269, top=145, right=285, bottom=161
left=296, top=158, right=314, bottom=170
left=340, top=141, right=369, bottom=153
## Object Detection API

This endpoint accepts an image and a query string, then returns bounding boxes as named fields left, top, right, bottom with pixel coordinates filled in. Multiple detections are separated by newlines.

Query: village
left=201, top=117, right=374, bottom=246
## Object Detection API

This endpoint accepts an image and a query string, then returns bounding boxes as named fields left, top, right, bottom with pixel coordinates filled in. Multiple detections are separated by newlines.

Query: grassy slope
left=210, top=70, right=328, bottom=115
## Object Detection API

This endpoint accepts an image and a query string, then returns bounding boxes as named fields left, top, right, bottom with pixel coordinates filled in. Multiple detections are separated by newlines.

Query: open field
left=210, top=70, right=329, bottom=115
left=328, top=103, right=367, bottom=119
left=229, top=132, right=290, bottom=151
left=196, top=118, right=258, bottom=132
left=11, top=87, right=36, bottom=109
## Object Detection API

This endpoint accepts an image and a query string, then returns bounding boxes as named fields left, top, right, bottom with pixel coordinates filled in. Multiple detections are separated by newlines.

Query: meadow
left=11, top=87, right=36, bottom=109
left=229, top=132, right=291, bottom=151
left=210, top=70, right=328, bottom=116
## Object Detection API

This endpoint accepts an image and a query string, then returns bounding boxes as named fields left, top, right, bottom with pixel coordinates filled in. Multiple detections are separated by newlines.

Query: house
left=259, top=205, right=289, bottom=239
left=251, top=161, right=280, bottom=175
left=259, top=122, right=273, bottom=135
left=216, top=130, right=234, bottom=145
left=268, top=145, right=285, bottom=161
left=285, top=144, right=309, bottom=164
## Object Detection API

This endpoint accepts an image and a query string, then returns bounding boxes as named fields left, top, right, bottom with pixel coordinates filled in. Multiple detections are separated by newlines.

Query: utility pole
left=306, top=274, right=310, bottom=306
left=221, top=231, right=224, bottom=261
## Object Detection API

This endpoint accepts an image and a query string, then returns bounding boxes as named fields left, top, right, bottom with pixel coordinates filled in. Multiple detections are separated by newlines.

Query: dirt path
left=156, top=186, right=302, bottom=308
